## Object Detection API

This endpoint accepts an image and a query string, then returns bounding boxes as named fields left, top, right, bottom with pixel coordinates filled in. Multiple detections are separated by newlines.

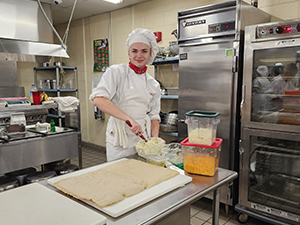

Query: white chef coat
left=267, top=75, right=296, bottom=94
left=90, top=64, right=161, bottom=161
left=252, top=77, right=271, bottom=114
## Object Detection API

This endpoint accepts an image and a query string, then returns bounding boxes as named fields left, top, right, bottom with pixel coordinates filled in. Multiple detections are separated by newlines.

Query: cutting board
left=48, top=158, right=192, bottom=218
left=0, top=183, right=106, bottom=225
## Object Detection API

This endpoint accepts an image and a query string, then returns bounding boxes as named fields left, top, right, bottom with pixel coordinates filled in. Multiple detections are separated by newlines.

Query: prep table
left=41, top=160, right=237, bottom=225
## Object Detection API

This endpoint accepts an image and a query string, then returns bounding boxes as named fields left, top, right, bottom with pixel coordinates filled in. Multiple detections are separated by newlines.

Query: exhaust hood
left=0, top=0, right=69, bottom=62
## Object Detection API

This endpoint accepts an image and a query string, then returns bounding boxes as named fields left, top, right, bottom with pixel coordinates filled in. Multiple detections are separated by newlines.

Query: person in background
left=252, top=65, right=270, bottom=115
left=267, top=63, right=298, bottom=95
left=259, top=63, right=299, bottom=123
left=89, top=28, right=160, bottom=161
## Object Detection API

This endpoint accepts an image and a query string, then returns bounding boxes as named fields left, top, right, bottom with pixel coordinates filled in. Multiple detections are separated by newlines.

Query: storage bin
left=180, top=138, right=223, bottom=176
left=135, top=137, right=166, bottom=157
left=161, top=143, right=183, bottom=165
left=144, top=154, right=169, bottom=167
left=185, top=111, right=220, bottom=146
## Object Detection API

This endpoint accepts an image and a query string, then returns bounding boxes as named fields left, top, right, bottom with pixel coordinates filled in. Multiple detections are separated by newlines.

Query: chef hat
left=126, top=28, right=159, bottom=65
left=256, top=65, right=269, bottom=77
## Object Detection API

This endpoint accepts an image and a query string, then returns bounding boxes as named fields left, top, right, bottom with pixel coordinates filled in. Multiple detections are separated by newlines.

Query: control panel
left=257, top=22, right=300, bottom=38
left=208, top=21, right=235, bottom=33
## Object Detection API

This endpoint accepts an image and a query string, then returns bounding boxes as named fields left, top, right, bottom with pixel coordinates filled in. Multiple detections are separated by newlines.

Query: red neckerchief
left=129, top=61, right=147, bottom=74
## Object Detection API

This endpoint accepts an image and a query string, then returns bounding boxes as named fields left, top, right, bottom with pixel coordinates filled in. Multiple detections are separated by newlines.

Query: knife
left=125, top=120, right=148, bottom=142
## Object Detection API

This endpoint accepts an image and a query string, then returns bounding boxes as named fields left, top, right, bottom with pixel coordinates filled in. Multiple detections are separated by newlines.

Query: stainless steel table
left=42, top=165, right=237, bottom=225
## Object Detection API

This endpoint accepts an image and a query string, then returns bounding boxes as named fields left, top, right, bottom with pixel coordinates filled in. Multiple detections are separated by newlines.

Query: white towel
left=53, top=96, right=79, bottom=112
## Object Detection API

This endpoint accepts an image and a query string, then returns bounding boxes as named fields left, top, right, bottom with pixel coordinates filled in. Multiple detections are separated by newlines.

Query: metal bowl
left=164, top=113, right=178, bottom=125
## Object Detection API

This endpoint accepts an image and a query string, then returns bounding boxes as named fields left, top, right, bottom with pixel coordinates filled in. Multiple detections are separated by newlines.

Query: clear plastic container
left=135, top=137, right=166, bottom=157
left=144, top=154, right=168, bottom=167
left=185, top=111, right=220, bottom=146
left=180, top=137, right=223, bottom=176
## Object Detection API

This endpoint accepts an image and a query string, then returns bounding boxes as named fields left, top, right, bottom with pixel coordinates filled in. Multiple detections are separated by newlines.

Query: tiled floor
left=71, top=145, right=272, bottom=225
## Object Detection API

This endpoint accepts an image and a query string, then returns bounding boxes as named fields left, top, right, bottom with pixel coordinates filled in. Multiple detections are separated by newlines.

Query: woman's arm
left=151, top=119, right=159, bottom=137
left=92, top=96, right=143, bottom=135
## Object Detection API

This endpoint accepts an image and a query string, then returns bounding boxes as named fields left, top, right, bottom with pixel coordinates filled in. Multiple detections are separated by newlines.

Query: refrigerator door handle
left=239, top=140, right=244, bottom=170
left=240, top=84, right=246, bottom=115
left=232, top=55, right=238, bottom=73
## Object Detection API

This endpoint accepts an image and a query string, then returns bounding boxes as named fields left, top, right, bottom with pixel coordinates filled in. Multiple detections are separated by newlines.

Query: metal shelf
left=34, top=66, right=77, bottom=70
left=159, top=131, right=178, bottom=136
left=152, top=56, right=179, bottom=65
left=161, top=95, right=178, bottom=99
left=38, top=89, right=77, bottom=92
left=47, top=114, right=65, bottom=119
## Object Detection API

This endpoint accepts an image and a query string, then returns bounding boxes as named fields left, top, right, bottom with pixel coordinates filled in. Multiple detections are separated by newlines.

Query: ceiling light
left=103, top=0, right=123, bottom=4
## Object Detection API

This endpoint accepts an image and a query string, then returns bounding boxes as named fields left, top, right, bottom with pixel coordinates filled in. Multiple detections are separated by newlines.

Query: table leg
left=212, top=188, right=220, bottom=225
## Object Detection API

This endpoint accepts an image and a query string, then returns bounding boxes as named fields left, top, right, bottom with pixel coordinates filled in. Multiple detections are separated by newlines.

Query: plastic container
left=180, top=138, right=223, bottom=176
left=161, top=143, right=183, bottom=164
left=284, top=90, right=300, bottom=96
left=144, top=154, right=168, bottom=167
left=185, top=111, right=220, bottom=146
left=135, top=137, right=166, bottom=157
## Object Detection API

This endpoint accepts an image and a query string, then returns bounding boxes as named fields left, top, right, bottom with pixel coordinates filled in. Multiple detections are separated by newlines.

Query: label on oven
left=179, top=53, right=188, bottom=60
left=276, top=39, right=296, bottom=46
left=251, top=203, right=299, bottom=222
left=181, top=19, right=206, bottom=28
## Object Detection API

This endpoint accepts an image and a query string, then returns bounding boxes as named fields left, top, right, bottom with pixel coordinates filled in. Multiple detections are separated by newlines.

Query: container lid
left=180, top=137, right=223, bottom=148
left=185, top=111, right=220, bottom=118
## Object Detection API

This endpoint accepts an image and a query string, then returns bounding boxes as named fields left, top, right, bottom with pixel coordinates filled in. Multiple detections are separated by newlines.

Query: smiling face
left=128, top=43, right=151, bottom=68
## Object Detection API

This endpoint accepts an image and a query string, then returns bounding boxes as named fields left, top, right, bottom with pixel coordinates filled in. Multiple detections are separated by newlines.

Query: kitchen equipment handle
left=178, top=119, right=186, bottom=123
left=232, top=55, right=238, bottom=73
left=240, top=84, right=246, bottom=114
left=239, top=140, right=244, bottom=170
left=125, top=120, right=148, bottom=142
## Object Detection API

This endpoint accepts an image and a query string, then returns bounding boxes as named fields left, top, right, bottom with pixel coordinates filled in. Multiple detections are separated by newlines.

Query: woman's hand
left=126, top=119, right=144, bottom=137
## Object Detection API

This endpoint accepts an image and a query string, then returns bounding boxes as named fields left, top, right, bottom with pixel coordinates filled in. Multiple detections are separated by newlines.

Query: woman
left=90, top=28, right=161, bottom=161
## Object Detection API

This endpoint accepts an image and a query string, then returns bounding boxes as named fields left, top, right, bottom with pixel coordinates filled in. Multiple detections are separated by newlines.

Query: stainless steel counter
left=42, top=165, right=237, bottom=225
left=0, top=131, right=81, bottom=174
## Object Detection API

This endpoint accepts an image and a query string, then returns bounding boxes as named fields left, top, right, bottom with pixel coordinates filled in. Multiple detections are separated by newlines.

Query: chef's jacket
left=90, top=64, right=161, bottom=160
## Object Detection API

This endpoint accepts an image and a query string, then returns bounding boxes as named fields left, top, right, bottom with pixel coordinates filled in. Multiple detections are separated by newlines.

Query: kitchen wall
left=18, top=0, right=300, bottom=147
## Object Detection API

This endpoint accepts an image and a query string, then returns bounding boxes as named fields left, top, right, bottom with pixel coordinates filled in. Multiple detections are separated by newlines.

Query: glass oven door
left=242, top=40, right=300, bottom=133
left=239, top=128, right=300, bottom=223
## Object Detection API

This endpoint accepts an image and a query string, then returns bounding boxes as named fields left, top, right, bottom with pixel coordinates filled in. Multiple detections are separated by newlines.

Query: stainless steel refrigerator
left=177, top=0, right=270, bottom=206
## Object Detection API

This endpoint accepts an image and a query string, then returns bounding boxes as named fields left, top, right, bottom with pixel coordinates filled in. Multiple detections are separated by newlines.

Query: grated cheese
left=183, top=155, right=218, bottom=176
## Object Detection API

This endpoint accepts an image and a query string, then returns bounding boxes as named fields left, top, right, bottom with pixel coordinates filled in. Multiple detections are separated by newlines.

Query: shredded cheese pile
left=184, top=155, right=218, bottom=176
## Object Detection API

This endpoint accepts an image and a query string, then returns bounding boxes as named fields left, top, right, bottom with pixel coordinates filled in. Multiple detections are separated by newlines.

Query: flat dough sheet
left=54, top=159, right=179, bottom=207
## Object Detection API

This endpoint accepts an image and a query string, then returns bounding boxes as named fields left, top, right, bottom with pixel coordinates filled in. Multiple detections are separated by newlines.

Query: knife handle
left=125, top=120, right=132, bottom=127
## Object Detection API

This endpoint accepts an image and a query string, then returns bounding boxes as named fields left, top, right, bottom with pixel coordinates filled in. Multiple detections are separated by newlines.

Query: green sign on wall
left=94, top=38, right=109, bottom=72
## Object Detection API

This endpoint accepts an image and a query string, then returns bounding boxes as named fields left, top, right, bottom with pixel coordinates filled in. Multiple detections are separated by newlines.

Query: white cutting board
left=48, top=158, right=192, bottom=218
left=0, top=183, right=106, bottom=225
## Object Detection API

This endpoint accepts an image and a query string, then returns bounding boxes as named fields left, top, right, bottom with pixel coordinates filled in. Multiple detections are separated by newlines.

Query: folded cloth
left=53, top=96, right=79, bottom=112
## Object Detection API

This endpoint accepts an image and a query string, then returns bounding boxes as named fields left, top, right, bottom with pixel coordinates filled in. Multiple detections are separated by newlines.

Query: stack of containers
left=180, top=111, right=222, bottom=176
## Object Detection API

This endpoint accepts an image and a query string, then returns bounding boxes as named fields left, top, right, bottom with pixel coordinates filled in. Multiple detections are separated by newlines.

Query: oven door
left=239, top=128, right=300, bottom=223
left=242, top=26, right=300, bottom=133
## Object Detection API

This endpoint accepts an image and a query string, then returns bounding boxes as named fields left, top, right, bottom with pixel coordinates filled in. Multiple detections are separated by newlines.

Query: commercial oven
left=177, top=0, right=270, bottom=206
left=236, top=19, right=300, bottom=224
